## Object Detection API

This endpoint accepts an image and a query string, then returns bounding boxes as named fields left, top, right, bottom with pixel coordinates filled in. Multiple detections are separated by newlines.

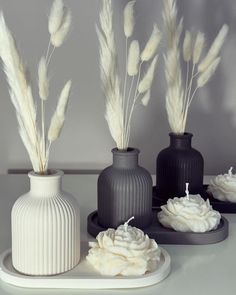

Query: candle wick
left=185, top=183, right=189, bottom=200
left=228, top=167, right=233, bottom=176
left=124, top=216, right=135, bottom=231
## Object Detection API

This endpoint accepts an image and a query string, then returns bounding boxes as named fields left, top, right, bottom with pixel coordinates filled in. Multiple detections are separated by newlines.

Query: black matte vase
left=97, top=148, right=152, bottom=229
left=156, top=133, right=204, bottom=199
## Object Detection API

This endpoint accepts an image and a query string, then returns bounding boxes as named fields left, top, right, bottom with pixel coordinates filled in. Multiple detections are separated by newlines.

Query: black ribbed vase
left=156, top=133, right=204, bottom=199
left=97, top=148, right=152, bottom=229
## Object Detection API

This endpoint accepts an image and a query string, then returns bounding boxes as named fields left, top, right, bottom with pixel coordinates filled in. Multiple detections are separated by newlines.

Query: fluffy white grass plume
left=198, top=24, right=228, bottom=72
left=164, top=46, right=181, bottom=86
left=193, top=32, right=205, bottom=64
left=105, top=98, right=124, bottom=150
left=183, top=30, right=192, bottom=62
left=163, top=0, right=228, bottom=134
left=48, top=80, right=71, bottom=142
left=197, top=57, right=221, bottom=88
left=50, top=8, right=71, bottom=47
left=124, top=0, right=136, bottom=38
left=0, top=0, right=72, bottom=174
left=162, top=0, right=182, bottom=47
left=138, top=55, right=158, bottom=93
left=166, top=85, right=185, bottom=133
left=0, top=13, right=41, bottom=172
left=96, top=0, right=124, bottom=149
left=141, top=24, right=162, bottom=62
left=38, top=56, right=49, bottom=100
left=97, top=0, right=161, bottom=149
left=141, top=90, right=151, bottom=106
left=127, top=40, right=140, bottom=76
left=48, top=0, right=64, bottom=35
left=47, top=114, right=64, bottom=142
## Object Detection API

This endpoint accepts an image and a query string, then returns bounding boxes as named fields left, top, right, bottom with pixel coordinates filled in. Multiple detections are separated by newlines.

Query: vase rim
left=28, top=169, right=64, bottom=179
left=169, top=132, right=193, bottom=138
left=112, top=147, right=140, bottom=155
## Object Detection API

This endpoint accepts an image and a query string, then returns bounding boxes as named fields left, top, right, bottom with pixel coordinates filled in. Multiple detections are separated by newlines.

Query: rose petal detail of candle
left=86, top=221, right=161, bottom=276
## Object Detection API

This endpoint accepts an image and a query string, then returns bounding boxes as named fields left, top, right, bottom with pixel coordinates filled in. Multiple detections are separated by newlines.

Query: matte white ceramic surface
left=0, top=242, right=171, bottom=289
left=11, top=171, right=80, bottom=275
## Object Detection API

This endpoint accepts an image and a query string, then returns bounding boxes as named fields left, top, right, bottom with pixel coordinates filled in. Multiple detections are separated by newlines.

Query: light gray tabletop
left=0, top=174, right=235, bottom=295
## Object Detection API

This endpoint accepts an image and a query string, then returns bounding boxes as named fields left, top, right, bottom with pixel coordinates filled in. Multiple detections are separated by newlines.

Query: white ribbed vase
left=11, top=170, right=80, bottom=275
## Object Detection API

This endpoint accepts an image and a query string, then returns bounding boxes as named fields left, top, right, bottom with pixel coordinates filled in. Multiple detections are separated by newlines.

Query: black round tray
left=152, top=185, right=236, bottom=213
left=87, top=210, right=229, bottom=245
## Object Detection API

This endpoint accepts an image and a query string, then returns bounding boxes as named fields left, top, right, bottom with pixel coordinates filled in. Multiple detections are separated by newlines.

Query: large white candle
left=158, top=183, right=221, bottom=232
left=86, top=217, right=161, bottom=276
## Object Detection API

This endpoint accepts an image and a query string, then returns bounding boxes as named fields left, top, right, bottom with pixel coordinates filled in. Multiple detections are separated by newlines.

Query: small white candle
left=124, top=216, right=135, bottom=231
left=228, top=167, right=233, bottom=176
left=185, top=183, right=189, bottom=200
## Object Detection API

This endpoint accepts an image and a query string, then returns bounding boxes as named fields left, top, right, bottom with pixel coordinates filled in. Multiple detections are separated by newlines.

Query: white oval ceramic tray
left=0, top=242, right=171, bottom=289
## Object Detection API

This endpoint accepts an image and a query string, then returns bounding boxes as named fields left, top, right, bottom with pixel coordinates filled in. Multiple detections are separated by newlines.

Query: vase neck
left=29, top=171, right=63, bottom=197
left=112, top=148, right=139, bottom=169
left=169, top=133, right=192, bottom=149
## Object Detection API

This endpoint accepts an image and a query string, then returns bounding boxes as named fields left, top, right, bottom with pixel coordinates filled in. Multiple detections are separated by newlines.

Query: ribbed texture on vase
left=11, top=172, right=80, bottom=276
left=98, top=167, right=152, bottom=229
left=156, top=133, right=204, bottom=199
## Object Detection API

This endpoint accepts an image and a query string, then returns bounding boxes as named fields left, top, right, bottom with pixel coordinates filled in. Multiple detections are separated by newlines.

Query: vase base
left=87, top=210, right=228, bottom=245
left=153, top=185, right=236, bottom=213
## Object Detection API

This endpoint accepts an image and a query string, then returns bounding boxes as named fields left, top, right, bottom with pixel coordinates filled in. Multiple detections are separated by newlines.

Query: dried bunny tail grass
left=197, top=57, right=221, bottom=88
left=50, top=7, right=71, bottom=47
left=141, top=90, right=151, bottom=106
left=38, top=56, right=49, bottom=100
left=48, top=0, right=64, bottom=35
left=183, top=30, right=192, bottom=62
left=127, top=40, right=140, bottom=76
left=138, top=54, right=158, bottom=93
left=0, top=13, right=42, bottom=172
left=48, top=80, right=71, bottom=142
left=56, top=80, right=71, bottom=116
left=124, top=0, right=136, bottom=38
left=141, top=24, right=162, bottom=62
left=48, top=113, right=65, bottom=142
left=198, top=24, right=228, bottom=72
left=193, top=31, right=205, bottom=64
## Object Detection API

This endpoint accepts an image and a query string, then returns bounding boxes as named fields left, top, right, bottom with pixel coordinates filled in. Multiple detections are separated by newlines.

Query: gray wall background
left=0, top=0, right=235, bottom=175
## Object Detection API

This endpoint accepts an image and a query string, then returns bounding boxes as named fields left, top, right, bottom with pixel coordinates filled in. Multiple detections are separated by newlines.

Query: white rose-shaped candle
left=208, top=167, right=236, bottom=202
left=158, top=183, right=221, bottom=233
left=86, top=217, right=161, bottom=276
